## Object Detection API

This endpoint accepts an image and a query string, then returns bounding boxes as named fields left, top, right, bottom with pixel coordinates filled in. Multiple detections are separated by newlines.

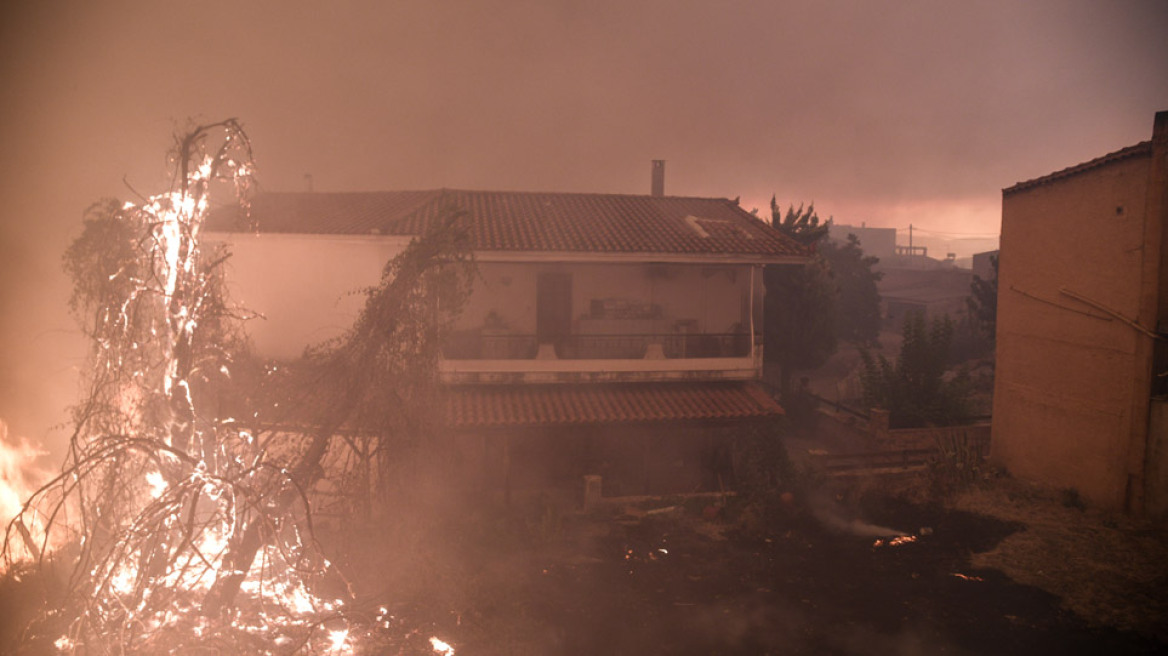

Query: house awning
left=444, top=381, right=783, bottom=429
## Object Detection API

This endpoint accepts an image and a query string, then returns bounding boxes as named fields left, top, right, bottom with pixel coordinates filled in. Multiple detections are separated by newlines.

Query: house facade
left=827, top=223, right=897, bottom=260
left=875, top=266, right=973, bottom=327
left=208, top=188, right=808, bottom=498
left=992, top=111, right=1168, bottom=514
left=971, top=250, right=999, bottom=283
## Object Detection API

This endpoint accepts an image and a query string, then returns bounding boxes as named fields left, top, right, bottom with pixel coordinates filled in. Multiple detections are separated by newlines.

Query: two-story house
left=207, top=186, right=809, bottom=499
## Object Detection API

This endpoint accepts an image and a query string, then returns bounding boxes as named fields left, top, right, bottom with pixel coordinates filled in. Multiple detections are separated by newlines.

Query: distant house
left=207, top=186, right=809, bottom=498
left=827, top=223, right=897, bottom=260
left=992, top=111, right=1168, bottom=514
left=825, top=223, right=973, bottom=327
left=971, top=250, right=998, bottom=282
left=876, top=267, right=973, bottom=327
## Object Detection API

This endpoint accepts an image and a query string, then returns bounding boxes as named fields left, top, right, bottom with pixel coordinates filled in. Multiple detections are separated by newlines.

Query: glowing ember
left=144, top=470, right=167, bottom=499
left=951, top=573, right=984, bottom=582
left=328, top=628, right=349, bottom=652
left=430, top=636, right=456, bottom=655
left=873, top=535, right=919, bottom=548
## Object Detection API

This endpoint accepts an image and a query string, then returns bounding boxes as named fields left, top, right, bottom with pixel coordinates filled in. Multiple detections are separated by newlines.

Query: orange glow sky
left=1, top=0, right=1166, bottom=444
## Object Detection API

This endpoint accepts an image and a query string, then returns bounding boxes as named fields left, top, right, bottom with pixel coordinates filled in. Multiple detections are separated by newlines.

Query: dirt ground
left=954, top=479, right=1168, bottom=640
left=361, top=475, right=1168, bottom=656
left=5, top=473, right=1164, bottom=654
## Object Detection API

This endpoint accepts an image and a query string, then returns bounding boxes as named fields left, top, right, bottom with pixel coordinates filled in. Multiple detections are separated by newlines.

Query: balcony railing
left=442, top=332, right=751, bottom=360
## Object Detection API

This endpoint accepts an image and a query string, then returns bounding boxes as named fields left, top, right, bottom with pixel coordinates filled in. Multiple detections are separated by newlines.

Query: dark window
left=536, top=273, right=572, bottom=345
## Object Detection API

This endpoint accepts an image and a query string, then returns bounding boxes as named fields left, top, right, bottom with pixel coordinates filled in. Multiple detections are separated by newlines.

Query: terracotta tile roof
left=443, top=381, right=783, bottom=429
left=207, top=189, right=807, bottom=259
left=1004, top=141, right=1152, bottom=195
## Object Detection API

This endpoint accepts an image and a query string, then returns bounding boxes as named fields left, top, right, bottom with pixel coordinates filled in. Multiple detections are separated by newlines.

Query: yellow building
left=992, top=111, right=1168, bottom=513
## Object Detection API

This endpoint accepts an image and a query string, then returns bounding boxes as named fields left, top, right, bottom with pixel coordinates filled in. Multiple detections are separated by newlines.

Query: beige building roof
left=1004, top=141, right=1153, bottom=195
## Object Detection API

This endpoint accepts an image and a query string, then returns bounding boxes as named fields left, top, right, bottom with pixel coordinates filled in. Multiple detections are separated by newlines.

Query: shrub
left=860, top=312, right=972, bottom=428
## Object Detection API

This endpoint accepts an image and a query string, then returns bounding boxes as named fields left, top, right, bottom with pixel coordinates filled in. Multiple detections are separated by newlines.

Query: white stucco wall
left=210, top=232, right=761, bottom=367
left=210, top=232, right=412, bottom=359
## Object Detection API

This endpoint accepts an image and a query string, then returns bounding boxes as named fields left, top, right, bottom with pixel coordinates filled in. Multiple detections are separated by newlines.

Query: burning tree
left=2, top=119, right=473, bottom=653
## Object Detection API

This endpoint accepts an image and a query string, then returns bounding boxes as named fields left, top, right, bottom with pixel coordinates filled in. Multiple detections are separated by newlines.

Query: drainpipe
left=750, top=265, right=757, bottom=363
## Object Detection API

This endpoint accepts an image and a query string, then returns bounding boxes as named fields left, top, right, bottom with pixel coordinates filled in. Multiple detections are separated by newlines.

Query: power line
left=898, top=225, right=999, bottom=238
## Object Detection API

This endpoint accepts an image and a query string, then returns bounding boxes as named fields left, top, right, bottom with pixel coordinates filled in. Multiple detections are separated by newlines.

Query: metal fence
left=442, top=332, right=751, bottom=360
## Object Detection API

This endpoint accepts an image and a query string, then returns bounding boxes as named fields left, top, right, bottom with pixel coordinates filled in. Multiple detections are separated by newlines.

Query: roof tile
left=444, top=382, right=783, bottom=429
left=208, top=189, right=807, bottom=258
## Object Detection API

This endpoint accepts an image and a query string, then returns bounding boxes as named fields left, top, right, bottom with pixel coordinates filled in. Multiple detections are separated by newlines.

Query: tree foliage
left=764, top=201, right=837, bottom=395
left=770, top=197, right=830, bottom=246
left=967, top=253, right=998, bottom=346
left=860, top=312, right=971, bottom=428
left=819, top=233, right=882, bottom=345
left=763, top=202, right=884, bottom=395
left=200, top=204, right=474, bottom=616
left=4, top=120, right=474, bottom=653
left=3, top=120, right=285, bottom=652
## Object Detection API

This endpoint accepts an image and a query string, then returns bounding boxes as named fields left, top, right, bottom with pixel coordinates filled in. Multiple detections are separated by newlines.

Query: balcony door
left=536, top=273, right=572, bottom=346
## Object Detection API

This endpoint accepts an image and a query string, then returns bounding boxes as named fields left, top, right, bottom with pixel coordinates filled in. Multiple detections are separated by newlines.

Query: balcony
left=442, top=332, right=751, bottom=360
left=439, top=330, right=759, bottom=384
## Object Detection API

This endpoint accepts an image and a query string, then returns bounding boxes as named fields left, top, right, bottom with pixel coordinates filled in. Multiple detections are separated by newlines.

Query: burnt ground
left=370, top=491, right=1167, bottom=656
left=5, top=480, right=1164, bottom=654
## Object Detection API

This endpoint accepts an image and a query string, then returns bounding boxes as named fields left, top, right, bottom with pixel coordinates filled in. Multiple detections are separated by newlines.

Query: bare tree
left=202, top=204, right=474, bottom=616
left=3, top=119, right=474, bottom=653
left=1, top=120, right=333, bottom=653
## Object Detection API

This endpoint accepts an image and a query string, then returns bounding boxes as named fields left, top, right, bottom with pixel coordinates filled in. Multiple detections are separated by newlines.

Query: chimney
left=651, top=160, right=665, bottom=197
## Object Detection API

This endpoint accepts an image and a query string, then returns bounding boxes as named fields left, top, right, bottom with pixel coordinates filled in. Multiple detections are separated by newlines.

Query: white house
left=207, top=187, right=810, bottom=497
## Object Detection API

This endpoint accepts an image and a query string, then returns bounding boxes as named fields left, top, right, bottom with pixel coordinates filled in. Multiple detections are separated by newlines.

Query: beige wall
left=210, top=232, right=759, bottom=361
left=455, top=262, right=753, bottom=336
left=992, top=153, right=1153, bottom=508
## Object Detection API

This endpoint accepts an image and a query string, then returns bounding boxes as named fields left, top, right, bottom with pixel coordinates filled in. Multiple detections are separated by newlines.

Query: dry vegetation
left=954, top=478, right=1168, bottom=639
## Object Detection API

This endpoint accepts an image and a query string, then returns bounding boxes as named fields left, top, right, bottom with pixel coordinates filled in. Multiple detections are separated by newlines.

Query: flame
left=430, top=636, right=455, bottom=655
left=328, top=628, right=349, bottom=653
left=145, top=470, right=167, bottom=499
left=0, top=420, right=52, bottom=564
left=873, top=535, right=919, bottom=548
left=12, top=122, right=375, bottom=653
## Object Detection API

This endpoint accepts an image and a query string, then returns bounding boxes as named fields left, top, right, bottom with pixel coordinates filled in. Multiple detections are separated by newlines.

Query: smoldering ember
left=1, top=114, right=1167, bottom=655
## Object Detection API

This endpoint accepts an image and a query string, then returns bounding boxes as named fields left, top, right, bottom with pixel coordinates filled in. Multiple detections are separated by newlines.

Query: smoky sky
left=2, top=0, right=1167, bottom=443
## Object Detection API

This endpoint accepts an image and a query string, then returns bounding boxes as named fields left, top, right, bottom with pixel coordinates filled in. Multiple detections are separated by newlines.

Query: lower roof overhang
left=444, top=380, right=783, bottom=430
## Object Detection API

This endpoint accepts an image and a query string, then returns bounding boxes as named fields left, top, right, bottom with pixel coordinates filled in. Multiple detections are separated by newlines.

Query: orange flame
left=430, top=636, right=455, bottom=655
left=0, top=420, right=51, bottom=564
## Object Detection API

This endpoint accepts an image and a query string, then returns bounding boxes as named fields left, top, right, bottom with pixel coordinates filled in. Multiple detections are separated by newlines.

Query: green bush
left=730, top=420, right=801, bottom=536
left=860, top=312, right=973, bottom=428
